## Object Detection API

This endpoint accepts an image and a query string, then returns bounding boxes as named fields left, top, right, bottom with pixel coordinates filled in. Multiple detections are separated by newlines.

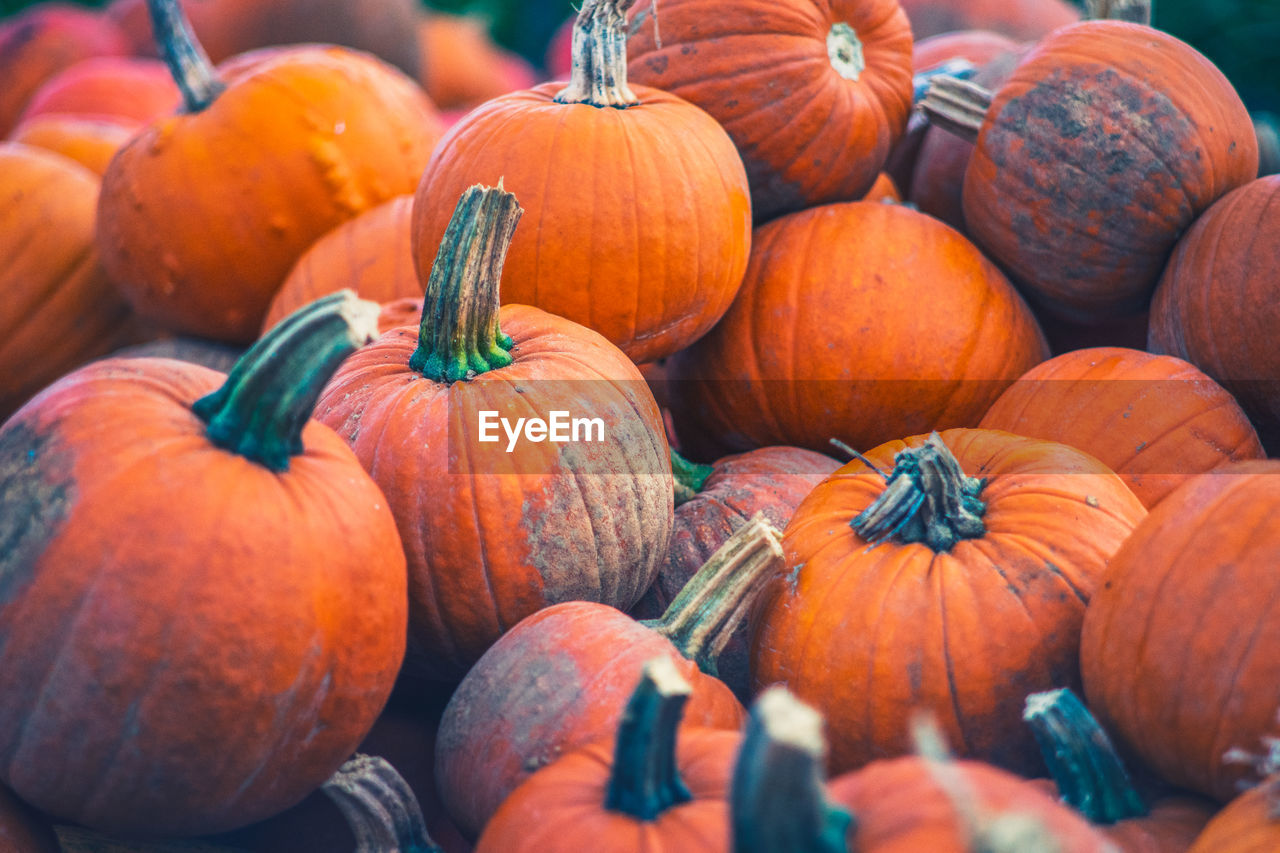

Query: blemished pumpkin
left=412, top=0, right=751, bottom=364
left=96, top=0, right=443, bottom=343
left=435, top=517, right=782, bottom=840
left=475, top=659, right=741, bottom=852
left=667, top=201, right=1048, bottom=460
left=921, top=21, right=1258, bottom=324
left=626, top=0, right=914, bottom=223
left=0, top=292, right=408, bottom=836
left=1081, top=460, right=1280, bottom=804
left=980, top=347, right=1264, bottom=508
left=751, top=429, right=1147, bottom=778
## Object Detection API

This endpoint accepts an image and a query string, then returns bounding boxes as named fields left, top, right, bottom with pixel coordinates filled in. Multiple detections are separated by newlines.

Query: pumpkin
left=95, top=0, right=443, bottom=343
left=435, top=516, right=782, bottom=839
left=416, top=12, right=538, bottom=111
left=752, top=429, right=1147, bottom=777
left=0, top=785, right=58, bottom=853
left=0, top=143, right=146, bottom=421
left=1187, top=766, right=1280, bottom=852
left=921, top=21, right=1258, bottom=324
left=667, top=201, right=1048, bottom=460
left=8, top=115, right=136, bottom=175
left=0, top=292, right=407, bottom=836
left=979, top=347, right=1264, bottom=508
left=631, top=446, right=841, bottom=702
left=0, top=3, right=128, bottom=137
left=626, top=0, right=914, bottom=222
left=897, top=0, right=1079, bottom=40
left=412, top=0, right=751, bottom=364
left=475, top=658, right=741, bottom=852
left=1148, top=176, right=1280, bottom=452
left=15, top=56, right=179, bottom=127
left=862, top=172, right=902, bottom=203
left=262, top=195, right=420, bottom=334
left=1024, top=688, right=1215, bottom=852
left=1080, top=460, right=1280, bottom=804
left=105, top=336, right=245, bottom=374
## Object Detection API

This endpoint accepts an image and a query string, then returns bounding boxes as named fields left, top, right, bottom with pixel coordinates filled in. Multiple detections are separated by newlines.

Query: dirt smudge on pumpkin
left=0, top=422, right=74, bottom=606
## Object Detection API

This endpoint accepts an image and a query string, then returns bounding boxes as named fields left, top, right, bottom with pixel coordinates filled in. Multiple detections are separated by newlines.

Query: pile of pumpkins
left=1, top=0, right=1277, bottom=849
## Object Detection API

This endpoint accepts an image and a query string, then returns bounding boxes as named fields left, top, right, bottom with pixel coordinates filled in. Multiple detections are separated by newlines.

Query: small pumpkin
left=15, top=56, right=179, bottom=127
left=9, top=115, right=136, bottom=175
left=1187, top=748, right=1280, bottom=853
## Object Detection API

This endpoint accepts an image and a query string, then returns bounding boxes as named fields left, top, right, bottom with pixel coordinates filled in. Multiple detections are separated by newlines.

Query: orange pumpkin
left=16, top=56, right=179, bottom=126
left=9, top=115, right=136, bottom=175
left=898, top=0, right=1080, bottom=40
left=626, top=0, right=914, bottom=222
left=1187, top=773, right=1280, bottom=852
left=416, top=12, right=538, bottom=111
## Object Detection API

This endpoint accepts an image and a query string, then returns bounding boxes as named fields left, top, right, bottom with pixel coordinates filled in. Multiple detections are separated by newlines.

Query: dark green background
left=3, top=0, right=1277, bottom=112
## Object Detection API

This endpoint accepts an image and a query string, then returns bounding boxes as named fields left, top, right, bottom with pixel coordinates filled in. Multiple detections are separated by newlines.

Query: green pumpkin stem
left=731, top=687, right=852, bottom=853
left=192, top=291, right=379, bottom=472
left=671, top=449, right=715, bottom=506
left=1085, top=0, right=1153, bottom=24
left=850, top=432, right=986, bottom=553
left=920, top=76, right=992, bottom=145
left=554, top=0, right=640, bottom=107
left=410, top=184, right=521, bottom=383
left=322, top=754, right=442, bottom=853
left=605, top=657, right=695, bottom=820
left=146, top=0, right=225, bottom=112
left=1023, top=688, right=1148, bottom=824
left=642, top=513, right=783, bottom=675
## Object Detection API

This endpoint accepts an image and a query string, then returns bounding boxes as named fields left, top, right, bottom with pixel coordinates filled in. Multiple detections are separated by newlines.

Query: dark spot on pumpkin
left=645, top=55, right=669, bottom=75
left=0, top=422, right=74, bottom=606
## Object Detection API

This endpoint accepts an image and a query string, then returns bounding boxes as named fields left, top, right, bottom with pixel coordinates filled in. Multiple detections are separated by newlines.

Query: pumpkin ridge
left=935, top=561, right=975, bottom=759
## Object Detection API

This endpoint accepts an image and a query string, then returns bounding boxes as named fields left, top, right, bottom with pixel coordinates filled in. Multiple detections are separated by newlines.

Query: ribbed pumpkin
left=626, top=0, right=914, bottom=222
left=667, top=201, right=1048, bottom=460
left=262, top=195, right=419, bottom=334
left=897, top=0, right=1080, bottom=39
left=0, top=293, right=407, bottom=836
left=9, top=115, right=136, bottom=175
left=980, top=347, right=1264, bottom=508
left=752, top=429, right=1146, bottom=777
left=0, top=143, right=145, bottom=421
left=15, top=56, right=179, bottom=126
left=96, top=0, right=443, bottom=343
left=412, top=0, right=751, bottom=364
left=1149, top=176, right=1280, bottom=450
left=1187, top=772, right=1280, bottom=853
left=922, top=21, right=1258, bottom=323
left=1081, top=460, right=1280, bottom=804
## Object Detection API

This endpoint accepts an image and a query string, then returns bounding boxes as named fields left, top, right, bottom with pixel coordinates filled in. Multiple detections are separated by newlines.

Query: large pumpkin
left=412, top=0, right=751, bottom=364
left=752, top=429, right=1146, bottom=777
left=1081, top=460, right=1280, bottom=804
left=980, top=347, right=1264, bottom=507
left=0, top=293, right=407, bottom=836
left=626, top=0, right=914, bottom=222
left=667, top=201, right=1048, bottom=460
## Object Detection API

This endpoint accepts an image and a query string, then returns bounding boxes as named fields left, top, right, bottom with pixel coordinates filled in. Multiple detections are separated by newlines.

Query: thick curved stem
left=671, top=449, right=714, bottom=506
left=731, top=687, right=852, bottom=853
left=1085, top=0, right=1153, bottom=24
left=192, top=291, right=380, bottom=471
left=322, top=755, right=442, bottom=853
left=605, top=657, right=694, bottom=820
left=913, top=59, right=977, bottom=104
left=555, top=0, right=639, bottom=107
left=409, top=184, right=521, bottom=383
left=146, top=0, right=225, bottom=112
left=1023, top=688, right=1147, bottom=824
left=920, top=76, right=993, bottom=145
left=643, top=513, right=783, bottom=674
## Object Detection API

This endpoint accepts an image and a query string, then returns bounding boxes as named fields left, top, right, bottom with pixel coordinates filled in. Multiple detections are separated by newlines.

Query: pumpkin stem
left=146, top=0, right=225, bottom=112
left=192, top=291, right=379, bottom=472
left=920, top=76, right=993, bottom=145
left=604, top=657, right=695, bottom=820
left=322, top=754, right=442, bottom=853
left=1023, top=688, right=1147, bottom=824
left=642, top=513, right=783, bottom=675
left=1222, top=722, right=1280, bottom=815
left=850, top=432, right=986, bottom=553
left=671, top=449, right=714, bottom=506
left=409, top=183, right=521, bottom=383
left=912, top=58, right=977, bottom=104
left=555, top=0, right=640, bottom=107
left=1084, top=0, right=1153, bottom=24
left=829, top=438, right=889, bottom=480
left=731, top=687, right=853, bottom=853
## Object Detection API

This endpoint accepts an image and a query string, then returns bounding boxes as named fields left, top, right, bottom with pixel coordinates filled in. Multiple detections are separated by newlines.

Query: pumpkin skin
left=262, top=195, right=420, bottom=334
left=16, top=56, right=179, bottom=127
left=0, top=357, right=407, bottom=836
left=105, top=336, right=245, bottom=374
left=1148, top=176, right=1280, bottom=450
left=411, top=83, right=752, bottom=365
left=0, top=786, right=59, bottom=853
left=626, top=0, right=914, bottom=223
left=1080, top=460, right=1280, bottom=804
left=980, top=347, right=1264, bottom=508
left=752, top=429, right=1147, bottom=777
left=0, top=143, right=145, bottom=421
left=416, top=12, right=538, bottom=111
left=1186, top=779, right=1280, bottom=853
left=960, top=21, right=1258, bottom=323
left=435, top=602, right=746, bottom=840
left=667, top=201, right=1048, bottom=460
left=97, top=43, right=444, bottom=343
left=897, top=0, right=1080, bottom=40
left=9, top=115, right=136, bottom=175
left=0, top=3, right=129, bottom=137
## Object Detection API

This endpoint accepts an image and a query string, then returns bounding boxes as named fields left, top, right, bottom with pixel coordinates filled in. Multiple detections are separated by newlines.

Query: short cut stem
left=604, top=657, right=695, bottom=820
left=322, top=754, right=442, bottom=853
left=920, top=76, right=994, bottom=145
left=555, top=0, right=640, bottom=107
